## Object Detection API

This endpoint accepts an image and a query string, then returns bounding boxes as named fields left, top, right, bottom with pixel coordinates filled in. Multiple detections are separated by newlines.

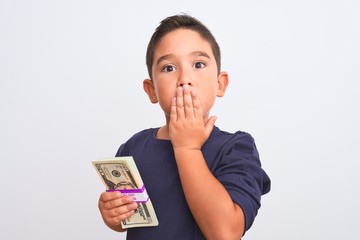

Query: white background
left=1, top=0, right=359, bottom=239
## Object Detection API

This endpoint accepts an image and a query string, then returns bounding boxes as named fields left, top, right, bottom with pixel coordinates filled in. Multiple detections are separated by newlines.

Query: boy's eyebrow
left=155, top=51, right=211, bottom=65
left=191, top=51, right=211, bottom=59
left=156, top=54, right=174, bottom=66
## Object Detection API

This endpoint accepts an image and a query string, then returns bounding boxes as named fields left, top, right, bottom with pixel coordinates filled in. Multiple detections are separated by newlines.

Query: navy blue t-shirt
left=116, top=126, right=271, bottom=240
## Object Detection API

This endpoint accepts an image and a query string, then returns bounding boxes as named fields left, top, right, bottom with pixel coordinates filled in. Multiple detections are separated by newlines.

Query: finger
left=107, top=201, right=138, bottom=218
left=170, top=97, right=177, bottom=121
left=103, top=195, right=135, bottom=210
left=183, top=84, right=193, bottom=118
left=104, top=207, right=136, bottom=226
left=191, top=90, right=203, bottom=120
left=113, top=209, right=136, bottom=223
left=99, top=191, right=122, bottom=203
left=176, top=86, right=185, bottom=119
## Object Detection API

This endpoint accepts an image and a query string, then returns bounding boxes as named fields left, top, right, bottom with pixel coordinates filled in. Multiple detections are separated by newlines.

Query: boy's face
left=144, top=29, right=228, bottom=120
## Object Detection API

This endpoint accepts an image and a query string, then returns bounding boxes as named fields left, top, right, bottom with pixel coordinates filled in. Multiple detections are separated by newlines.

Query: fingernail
left=131, top=202, right=138, bottom=209
left=124, top=196, right=132, bottom=202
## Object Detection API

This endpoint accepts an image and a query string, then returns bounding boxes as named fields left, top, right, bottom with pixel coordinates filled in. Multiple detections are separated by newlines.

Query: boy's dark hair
left=146, top=14, right=221, bottom=79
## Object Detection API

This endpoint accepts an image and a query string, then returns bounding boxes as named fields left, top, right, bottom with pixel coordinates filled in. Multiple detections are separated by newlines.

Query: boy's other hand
left=98, top=191, right=138, bottom=232
left=169, top=84, right=216, bottom=150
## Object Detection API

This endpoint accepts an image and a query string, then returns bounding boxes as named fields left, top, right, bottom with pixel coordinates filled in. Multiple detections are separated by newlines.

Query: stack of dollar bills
left=92, top=156, right=159, bottom=228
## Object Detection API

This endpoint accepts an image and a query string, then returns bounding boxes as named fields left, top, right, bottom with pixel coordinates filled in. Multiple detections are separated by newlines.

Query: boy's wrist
left=173, top=147, right=201, bottom=152
left=173, top=147, right=202, bottom=159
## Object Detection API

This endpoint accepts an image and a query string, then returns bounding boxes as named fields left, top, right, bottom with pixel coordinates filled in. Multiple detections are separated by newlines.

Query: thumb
left=205, top=115, right=217, bottom=136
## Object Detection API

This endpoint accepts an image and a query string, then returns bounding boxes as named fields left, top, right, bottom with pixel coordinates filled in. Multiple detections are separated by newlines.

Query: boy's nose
left=177, top=71, right=192, bottom=87
left=178, top=82, right=192, bottom=87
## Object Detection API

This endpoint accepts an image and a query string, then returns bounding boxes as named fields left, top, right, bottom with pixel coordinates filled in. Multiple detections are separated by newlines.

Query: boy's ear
left=217, top=71, right=229, bottom=97
left=143, top=79, right=158, bottom=103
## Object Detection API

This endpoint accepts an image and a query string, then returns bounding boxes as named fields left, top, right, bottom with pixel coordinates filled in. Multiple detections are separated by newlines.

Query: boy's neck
left=156, top=125, right=170, bottom=140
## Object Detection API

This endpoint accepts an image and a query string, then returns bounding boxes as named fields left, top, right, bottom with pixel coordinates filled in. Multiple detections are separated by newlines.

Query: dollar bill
left=92, top=156, right=159, bottom=228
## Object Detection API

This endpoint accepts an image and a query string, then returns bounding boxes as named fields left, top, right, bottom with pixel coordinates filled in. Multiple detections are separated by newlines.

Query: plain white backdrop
left=1, top=0, right=359, bottom=239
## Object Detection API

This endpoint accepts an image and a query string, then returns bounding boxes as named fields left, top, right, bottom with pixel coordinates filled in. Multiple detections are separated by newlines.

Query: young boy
left=98, top=14, right=271, bottom=240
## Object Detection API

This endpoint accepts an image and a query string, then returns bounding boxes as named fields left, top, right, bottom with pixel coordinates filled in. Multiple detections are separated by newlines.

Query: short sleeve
left=115, top=143, right=125, bottom=157
left=214, top=132, right=271, bottom=232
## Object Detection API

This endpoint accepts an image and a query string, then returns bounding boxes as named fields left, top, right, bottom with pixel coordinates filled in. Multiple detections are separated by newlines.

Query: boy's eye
left=162, top=65, right=176, bottom=72
left=193, top=61, right=206, bottom=69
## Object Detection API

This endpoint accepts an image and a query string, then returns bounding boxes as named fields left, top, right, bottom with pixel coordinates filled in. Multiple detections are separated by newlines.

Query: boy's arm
left=174, top=149, right=245, bottom=239
left=169, top=86, right=245, bottom=239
